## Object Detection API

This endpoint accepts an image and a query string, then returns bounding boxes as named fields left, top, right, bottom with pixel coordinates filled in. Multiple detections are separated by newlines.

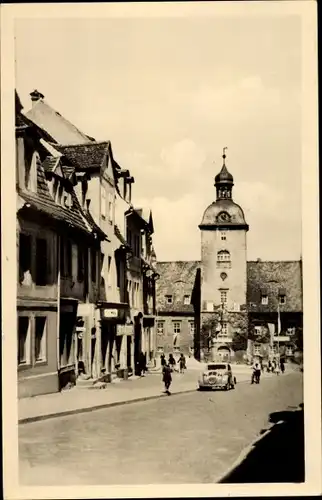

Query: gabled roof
left=247, top=260, right=302, bottom=312
left=25, top=97, right=90, bottom=145
left=156, top=261, right=200, bottom=313
left=18, top=158, right=93, bottom=235
left=54, top=141, right=110, bottom=171
left=134, top=207, right=154, bottom=234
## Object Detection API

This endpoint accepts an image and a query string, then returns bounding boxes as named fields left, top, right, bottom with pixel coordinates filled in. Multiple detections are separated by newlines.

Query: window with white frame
left=173, top=322, right=181, bottom=334
left=220, top=290, right=228, bottom=304
left=165, top=295, right=173, bottom=304
left=157, top=321, right=164, bottom=335
left=173, top=346, right=181, bottom=353
left=253, top=345, right=261, bottom=355
left=261, top=294, right=268, bottom=305
left=279, top=294, right=286, bottom=305
left=18, top=316, right=31, bottom=365
left=35, top=316, right=47, bottom=362
left=221, top=322, right=228, bottom=336
left=100, top=186, right=106, bottom=218
left=184, top=295, right=190, bottom=305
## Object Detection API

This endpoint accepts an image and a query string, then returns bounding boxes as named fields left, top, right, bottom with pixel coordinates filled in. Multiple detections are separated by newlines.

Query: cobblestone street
left=19, top=371, right=303, bottom=485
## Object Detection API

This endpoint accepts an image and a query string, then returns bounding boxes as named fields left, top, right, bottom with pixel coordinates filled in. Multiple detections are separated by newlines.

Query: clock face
left=218, top=211, right=230, bottom=222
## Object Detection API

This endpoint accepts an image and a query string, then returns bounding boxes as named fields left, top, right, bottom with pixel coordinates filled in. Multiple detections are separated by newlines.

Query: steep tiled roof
left=247, top=261, right=302, bottom=312
left=54, top=142, right=110, bottom=170
left=25, top=98, right=90, bottom=145
left=18, top=154, right=98, bottom=236
left=156, top=261, right=200, bottom=313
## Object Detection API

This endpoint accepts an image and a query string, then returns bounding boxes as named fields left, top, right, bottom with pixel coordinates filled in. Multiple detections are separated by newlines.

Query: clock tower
left=198, top=150, right=249, bottom=362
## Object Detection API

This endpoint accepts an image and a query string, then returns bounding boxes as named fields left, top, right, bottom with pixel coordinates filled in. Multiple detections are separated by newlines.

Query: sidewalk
left=18, top=364, right=290, bottom=424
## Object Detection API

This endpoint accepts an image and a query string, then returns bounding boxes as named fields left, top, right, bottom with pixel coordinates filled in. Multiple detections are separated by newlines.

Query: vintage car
left=198, top=363, right=237, bottom=391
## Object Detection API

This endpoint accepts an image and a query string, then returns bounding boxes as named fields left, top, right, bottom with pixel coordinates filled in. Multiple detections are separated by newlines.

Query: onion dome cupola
left=199, top=148, right=249, bottom=231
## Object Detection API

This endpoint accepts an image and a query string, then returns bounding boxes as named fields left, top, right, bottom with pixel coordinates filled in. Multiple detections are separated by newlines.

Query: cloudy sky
left=15, top=12, right=302, bottom=262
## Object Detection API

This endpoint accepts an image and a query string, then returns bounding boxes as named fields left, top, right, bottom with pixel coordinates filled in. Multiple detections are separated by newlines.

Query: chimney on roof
left=256, top=258, right=262, bottom=262
left=30, top=90, right=44, bottom=107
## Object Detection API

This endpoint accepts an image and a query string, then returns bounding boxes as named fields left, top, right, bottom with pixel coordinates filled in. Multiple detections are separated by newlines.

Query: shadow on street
left=219, top=403, right=305, bottom=483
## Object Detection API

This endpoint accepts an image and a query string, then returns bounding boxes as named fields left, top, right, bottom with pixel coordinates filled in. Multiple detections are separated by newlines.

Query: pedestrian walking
left=280, top=359, right=285, bottom=374
left=267, top=360, right=272, bottom=373
left=251, top=363, right=261, bottom=384
left=139, top=352, right=147, bottom=376
left=168, top=353, right=176, bottom=372
left=160, top=354, right=166, bottom=367
left=162, top=362, right=172, bottom=394
left=275, top=362, right=280, bottom=375
left=178, top=353, right=186, bottom=374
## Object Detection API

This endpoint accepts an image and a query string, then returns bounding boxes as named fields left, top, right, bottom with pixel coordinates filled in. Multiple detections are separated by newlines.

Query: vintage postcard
left=1, top=1, right=321, bottom=498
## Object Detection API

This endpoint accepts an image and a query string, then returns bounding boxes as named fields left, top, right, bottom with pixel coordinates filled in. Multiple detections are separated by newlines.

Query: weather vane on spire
left=222, top=147, right=228, bottom=165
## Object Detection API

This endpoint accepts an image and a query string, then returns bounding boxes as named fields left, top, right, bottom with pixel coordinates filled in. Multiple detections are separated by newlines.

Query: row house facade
left=17, top=89, right=158, bottom=395
left=16, top=93, right=106, bottom=397
left=156, top=153, right=303, bottom=364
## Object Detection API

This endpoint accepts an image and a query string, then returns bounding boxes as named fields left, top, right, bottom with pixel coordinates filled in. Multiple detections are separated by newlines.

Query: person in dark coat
left=178, top=353, right=186, bottom=374
left=168, top=353, right=176, bottom=371
left=160, top=354, right=166, bottom=367
left=162, top=362, right=172, bottom=394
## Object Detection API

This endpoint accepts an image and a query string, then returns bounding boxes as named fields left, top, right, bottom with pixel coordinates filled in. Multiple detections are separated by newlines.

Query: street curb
left=18, top=388, right=197, bottom=425
left=18, top=372, right=296, bottom=425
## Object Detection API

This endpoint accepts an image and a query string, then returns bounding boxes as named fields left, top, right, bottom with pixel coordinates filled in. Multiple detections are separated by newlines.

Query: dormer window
left=184, top=295, right=190, bottom=305
left=261, top=295, right=268, bottom=305
left=279, top=294, right=286, bottom=305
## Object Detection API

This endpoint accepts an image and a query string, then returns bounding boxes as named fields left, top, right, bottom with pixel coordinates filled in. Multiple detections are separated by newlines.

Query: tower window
left=217, top=250, right=230, bottom=262
left=221, top=322, right=228, bottom=336
left=217, top=250, right=231, bottom=268
left=220, top=290, right=228, bottom=304
left=220, top=231, right=226, bottom=241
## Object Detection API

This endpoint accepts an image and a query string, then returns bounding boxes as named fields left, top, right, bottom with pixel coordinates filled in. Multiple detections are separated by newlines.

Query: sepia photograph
left=1, top=1, right=321, bottom=498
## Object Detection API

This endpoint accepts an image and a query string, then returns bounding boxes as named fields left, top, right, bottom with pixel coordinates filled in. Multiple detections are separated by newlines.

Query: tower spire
left=214, top=148, right=234, bottom=200
left=222, top=146, right=228, bottom=166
